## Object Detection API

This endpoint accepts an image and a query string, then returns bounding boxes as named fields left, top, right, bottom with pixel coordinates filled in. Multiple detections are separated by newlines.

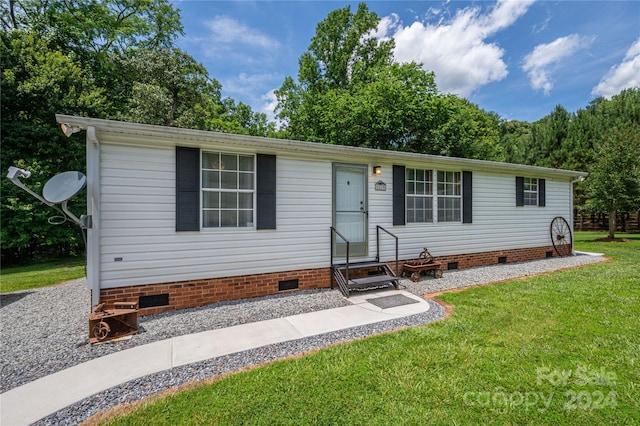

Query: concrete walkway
left=0, top=290, right=430, bottom=425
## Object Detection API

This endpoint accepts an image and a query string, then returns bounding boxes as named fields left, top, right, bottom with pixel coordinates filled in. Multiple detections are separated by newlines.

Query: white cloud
left=378, top=0, right=536, bottom=97
left=222, top=72, right=282, bottom=98
left=592, top=38, right=640, bottom=98
left=261, top=89, right=279, bottom=123
left=522, top=34, right=594, bottom=95
left=205, top=16, right=280, bottom=50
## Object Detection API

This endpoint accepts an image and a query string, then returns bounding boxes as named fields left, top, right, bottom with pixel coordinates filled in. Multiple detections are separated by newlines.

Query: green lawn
left=0, top=256, right=86, bottom=293
left=101, top=232, right=639, bottom=425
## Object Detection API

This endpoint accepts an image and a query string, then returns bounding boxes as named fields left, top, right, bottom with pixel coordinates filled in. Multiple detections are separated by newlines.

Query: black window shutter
left=462, top=171, right=472, bottom=223
left=176, top=147, right=200, bottom=231
left=515, top=176, right=524, bottom=207
left=393, top=165, right=406, bottom=226
left=538, top=178, right=546, bottom=207
left=256, top=154, right=276, bottom=230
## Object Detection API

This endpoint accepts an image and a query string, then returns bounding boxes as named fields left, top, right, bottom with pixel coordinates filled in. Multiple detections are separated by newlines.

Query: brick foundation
left=100, top=267, right=331, bottom=316
left=431, top=245, right=556, bottom=270
left=100, top=245, right=558, bottom=315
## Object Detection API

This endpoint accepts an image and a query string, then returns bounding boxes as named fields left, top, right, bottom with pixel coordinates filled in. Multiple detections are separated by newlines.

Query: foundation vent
left=447, top=262, right=459, bottom=270
left=279, top=279, right=299, bottom=291
left=498, top=256, right=507, bottom=264
left=139, top=294, right=169, bottom=309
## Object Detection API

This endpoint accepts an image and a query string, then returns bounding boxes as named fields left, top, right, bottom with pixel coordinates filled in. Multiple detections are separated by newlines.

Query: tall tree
left=113, top=47, right=221, bottom=128
left=276, top=2, right=396, bottom=141
left=528, top=105, right=572, bottom=168
left=1, top=0, right=183, bottom=54
left=1, top=30, right=105, bottom=261
left=499, top=120, right=532, bottom=165
left=275, top=2, right=502, bottom=159
left=585, top=123, right=640, bottom=238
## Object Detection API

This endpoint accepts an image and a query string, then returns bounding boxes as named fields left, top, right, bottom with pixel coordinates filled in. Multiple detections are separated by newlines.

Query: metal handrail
left=330, top=226, right=350, bottom=287
left=376, top=225, right=399, bottom=277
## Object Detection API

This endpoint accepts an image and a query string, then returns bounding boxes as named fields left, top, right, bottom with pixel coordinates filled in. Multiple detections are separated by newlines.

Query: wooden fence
left=574, top=211, right=640, bottom=232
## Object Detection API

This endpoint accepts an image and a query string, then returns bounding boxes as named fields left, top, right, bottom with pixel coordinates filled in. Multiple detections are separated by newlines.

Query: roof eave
left=56, top=114, right=587, bottom=179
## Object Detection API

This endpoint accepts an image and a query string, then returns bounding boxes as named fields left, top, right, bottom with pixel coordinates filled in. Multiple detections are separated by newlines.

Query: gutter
left=56, top=114, right=586, bottom=180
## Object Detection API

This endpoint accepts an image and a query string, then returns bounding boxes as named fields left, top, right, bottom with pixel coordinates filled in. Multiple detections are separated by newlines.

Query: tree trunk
left=609, top=209, right=617, bottom=239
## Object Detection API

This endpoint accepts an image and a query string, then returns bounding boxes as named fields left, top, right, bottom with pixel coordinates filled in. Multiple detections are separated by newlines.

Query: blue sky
left=172, top=0, right=640, bottom=123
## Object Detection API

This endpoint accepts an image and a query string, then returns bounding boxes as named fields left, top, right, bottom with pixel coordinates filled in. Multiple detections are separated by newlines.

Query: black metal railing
left=375, top=225, right=399, bottom=277
left=330, top=226, right=350, bottom=288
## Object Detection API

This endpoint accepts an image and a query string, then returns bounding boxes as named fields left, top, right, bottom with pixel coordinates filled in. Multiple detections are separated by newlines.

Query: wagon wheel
left=411, top=272, right=421, bottom=282
left=93, top=321, right=111, bottom=341
left=434, top=269, right=443, bottom=279
left=550, top=216, right=572, bottom=257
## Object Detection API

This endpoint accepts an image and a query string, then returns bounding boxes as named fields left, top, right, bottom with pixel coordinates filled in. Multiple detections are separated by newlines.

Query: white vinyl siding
left=370, top=166, right=572, bottom=262
left=99, top=143, right=331, bottom=289
left=98, top=143, right=573, bottom=290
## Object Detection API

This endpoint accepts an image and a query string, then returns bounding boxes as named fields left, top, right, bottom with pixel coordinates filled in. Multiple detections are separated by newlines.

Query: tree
left=1, top=0, right=183, bottom=54
left=276, top=2, right=502, bottom=159
left=207, top=98, right=276, bottom=137
left=1, top=30, right=105, bottom=262
left=585, top=123, right=640, bottom=239
left=499, top=120, right=532, bottom=164
left=112, top=47, right=221, bottom=128
left=276, top=3, right=396, bottom=141
left=527, top=105, right=572, bottom=168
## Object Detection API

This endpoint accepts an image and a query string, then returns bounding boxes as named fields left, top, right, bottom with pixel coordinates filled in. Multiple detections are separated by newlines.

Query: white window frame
left=524, top=177, right=538, bottom=206
left=201, top=151, right=255, bottom=228
left=406, top=168, right=434, bottom=223
left=406, top=169, right=462, bottom=224
left=436, top=171, right=462, bottom=223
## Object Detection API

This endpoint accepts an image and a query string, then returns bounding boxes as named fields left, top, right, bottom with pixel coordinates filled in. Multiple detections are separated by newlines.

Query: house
left=56, top=115, right=585, bottom=315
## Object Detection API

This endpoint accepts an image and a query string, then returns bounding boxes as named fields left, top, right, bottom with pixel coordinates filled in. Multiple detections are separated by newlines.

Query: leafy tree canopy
left=585, top=123, right=640, bottom=238
left=1, top=1, right=271, bottom=263
left=1, top=0, right=183, bottom=54
left=275, top=2, right=502, bottom=160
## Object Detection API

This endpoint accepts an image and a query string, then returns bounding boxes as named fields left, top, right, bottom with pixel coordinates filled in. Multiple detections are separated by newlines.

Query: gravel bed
left=0, top=253, right=605, bottom=425
left=0, top=285, right=351, bottom=393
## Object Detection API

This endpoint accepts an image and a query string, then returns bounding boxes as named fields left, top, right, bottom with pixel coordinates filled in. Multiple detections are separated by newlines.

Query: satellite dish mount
left=7, top=166, right=91, bottom=229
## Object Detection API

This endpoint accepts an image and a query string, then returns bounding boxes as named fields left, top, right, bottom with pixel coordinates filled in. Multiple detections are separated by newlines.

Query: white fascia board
left=56, top=114, right=587, bottom=180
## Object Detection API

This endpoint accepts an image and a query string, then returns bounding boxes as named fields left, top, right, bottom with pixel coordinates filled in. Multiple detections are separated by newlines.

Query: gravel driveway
left=0, top=253, right=605, bottom=425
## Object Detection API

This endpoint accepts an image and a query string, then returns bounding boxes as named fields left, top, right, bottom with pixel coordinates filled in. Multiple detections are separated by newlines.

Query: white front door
left=333, top=163, right=368, bottom=257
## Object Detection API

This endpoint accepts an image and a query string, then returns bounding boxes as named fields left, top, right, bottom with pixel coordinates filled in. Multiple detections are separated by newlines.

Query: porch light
left=60, top=123, right=81, bottom=137
left=372, top=165, right=382, bottom=176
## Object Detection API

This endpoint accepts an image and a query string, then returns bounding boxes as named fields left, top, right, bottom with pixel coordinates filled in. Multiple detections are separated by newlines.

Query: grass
left=97, top=232, right=639, bottom=425
left=0, top=256, right=86, bottom=293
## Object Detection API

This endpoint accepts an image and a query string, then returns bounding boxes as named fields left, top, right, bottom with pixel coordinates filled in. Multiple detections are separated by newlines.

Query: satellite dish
left=42, top=171, right=86, bottom=204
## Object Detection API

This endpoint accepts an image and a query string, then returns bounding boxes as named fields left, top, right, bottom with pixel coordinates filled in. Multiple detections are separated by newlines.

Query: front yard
left=97, top=232, right=639, bottom=425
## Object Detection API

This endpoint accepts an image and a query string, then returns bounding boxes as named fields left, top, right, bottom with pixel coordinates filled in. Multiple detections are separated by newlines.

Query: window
left=516, top=176, right=545, bottom=207
left=404, top=169, right=462, bottom=223
left=406, top=168, right=433, bottom=223
left=201, top=152, right=254, bottom=228
left=524, top=177, right=538, bottom=206
left=437, top=171, right=461, bottom=222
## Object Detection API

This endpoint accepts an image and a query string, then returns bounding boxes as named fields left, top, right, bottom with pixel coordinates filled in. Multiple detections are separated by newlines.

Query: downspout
left=86, top=126, right=101, bottom=308
left=570, top=175, right=586, bottom=255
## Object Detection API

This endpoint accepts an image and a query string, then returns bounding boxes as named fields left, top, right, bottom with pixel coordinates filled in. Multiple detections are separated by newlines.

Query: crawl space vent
left=279, top=279, right=299, bottom=291
left=139, top=294, right=169, bottom=308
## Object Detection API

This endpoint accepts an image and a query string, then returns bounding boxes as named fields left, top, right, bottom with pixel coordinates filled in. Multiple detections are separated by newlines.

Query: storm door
left=333, top=163, right=368, bottom=257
